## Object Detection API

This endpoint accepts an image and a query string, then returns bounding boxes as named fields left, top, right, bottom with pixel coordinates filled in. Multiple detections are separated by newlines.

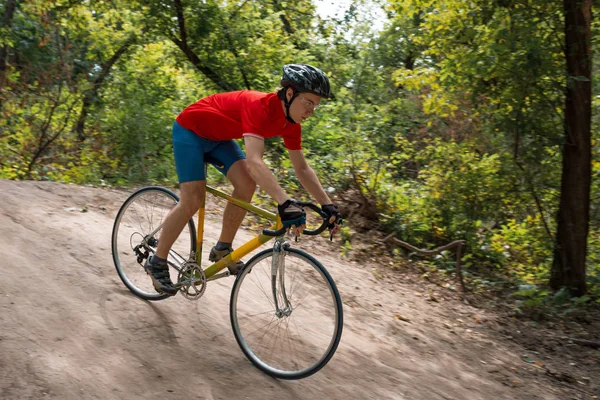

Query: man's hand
left=278, top=199, right=306, bottom=236
left=321, top=204, right=343, bottom=237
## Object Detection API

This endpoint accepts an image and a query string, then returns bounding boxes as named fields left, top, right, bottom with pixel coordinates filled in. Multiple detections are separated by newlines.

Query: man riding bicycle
left=145, top=64, right=343, bottom=296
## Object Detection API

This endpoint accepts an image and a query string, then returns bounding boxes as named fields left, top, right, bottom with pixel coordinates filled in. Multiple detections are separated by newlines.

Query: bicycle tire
left=230, top=247, right=343, bottom=379
left=111, top=186, right=196, bottom=301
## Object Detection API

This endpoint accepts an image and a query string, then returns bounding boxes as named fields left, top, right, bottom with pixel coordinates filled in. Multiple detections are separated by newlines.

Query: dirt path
left=0, top=180, right=596, bottom=399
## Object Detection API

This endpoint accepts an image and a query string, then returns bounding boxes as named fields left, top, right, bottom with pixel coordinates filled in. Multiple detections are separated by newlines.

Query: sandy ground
left=0, top=179, right=598, bottom=400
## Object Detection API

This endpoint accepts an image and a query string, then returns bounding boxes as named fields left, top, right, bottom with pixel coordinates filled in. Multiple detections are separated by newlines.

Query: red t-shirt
left=176, top=90, right=302, bottom=150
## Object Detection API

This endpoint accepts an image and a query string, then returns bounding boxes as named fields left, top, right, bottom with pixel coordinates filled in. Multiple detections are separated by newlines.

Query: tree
left=550, top=0, right=593, bottom=296
left=0, top=0, right=18, bottom=92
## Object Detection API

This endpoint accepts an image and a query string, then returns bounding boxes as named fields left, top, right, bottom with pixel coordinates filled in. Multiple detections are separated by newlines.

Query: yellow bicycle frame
left=197, top=185, right=283, bottom=279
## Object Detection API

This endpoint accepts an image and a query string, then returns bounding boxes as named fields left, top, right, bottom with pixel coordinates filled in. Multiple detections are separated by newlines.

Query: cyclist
left=145, top=64, right=343, bottom=295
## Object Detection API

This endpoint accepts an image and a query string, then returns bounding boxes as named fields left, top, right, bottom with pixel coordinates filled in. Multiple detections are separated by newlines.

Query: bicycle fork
left=272, top=239, right=293, bottom=318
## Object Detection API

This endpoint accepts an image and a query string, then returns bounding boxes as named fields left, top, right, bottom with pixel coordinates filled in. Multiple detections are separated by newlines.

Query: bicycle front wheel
left=230, top=248, right=343, bottom=379
left=111, top=186, right=196, bottom=301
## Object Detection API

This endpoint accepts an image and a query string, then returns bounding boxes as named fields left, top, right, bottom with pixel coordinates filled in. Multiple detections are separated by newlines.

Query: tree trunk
left=0, top=0, right=18, bottom=91
left=550, top=0, right=592, bottom=296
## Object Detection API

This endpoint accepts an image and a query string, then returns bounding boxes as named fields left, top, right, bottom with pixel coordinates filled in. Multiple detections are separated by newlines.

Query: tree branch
left=220, top=21, right=251, bottom=90
left=74, top=35, right=138, bottom=141
left=171, top=0, right=235, bottom=91
left=383, top=234, right=467, bottom=293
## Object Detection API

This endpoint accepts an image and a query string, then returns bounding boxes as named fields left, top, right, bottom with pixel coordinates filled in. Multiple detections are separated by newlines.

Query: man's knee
left=177, top=197, right=201, bottom=217
left=235, top=177, right=256, bottom=195
left=179, top=184, right=205, bottom=215
left=228, top=162, right=256, bottom=196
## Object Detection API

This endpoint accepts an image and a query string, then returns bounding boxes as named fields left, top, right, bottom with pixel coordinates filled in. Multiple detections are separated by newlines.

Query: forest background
left=0, top=0, right=597, bottom=313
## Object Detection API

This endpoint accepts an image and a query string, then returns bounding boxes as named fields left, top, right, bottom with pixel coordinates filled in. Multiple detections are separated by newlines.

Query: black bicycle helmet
left=279, top=64, right=333, bottom=124
left=280, top=64, right=333, bottom=99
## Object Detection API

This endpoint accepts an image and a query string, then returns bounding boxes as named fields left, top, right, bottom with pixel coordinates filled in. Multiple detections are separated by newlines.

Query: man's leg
left=145, top=180, right=205, bottom=295
left=149, top=120, right=208, bottom=294
left=217, top=159, right=256, bottom=244
left=155, top=180, right=206, bottom=259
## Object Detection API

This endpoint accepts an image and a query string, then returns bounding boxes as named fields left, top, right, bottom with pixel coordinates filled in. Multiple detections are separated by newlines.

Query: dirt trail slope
left=0, top=180, right=595, bottom=399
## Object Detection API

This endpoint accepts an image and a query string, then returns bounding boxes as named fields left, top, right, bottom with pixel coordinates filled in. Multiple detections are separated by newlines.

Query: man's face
left=287, top=89, right=321, bottom=123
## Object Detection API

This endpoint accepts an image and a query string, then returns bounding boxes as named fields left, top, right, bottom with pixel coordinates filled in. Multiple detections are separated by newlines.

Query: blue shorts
left=172, top=121, right=246, bottom=183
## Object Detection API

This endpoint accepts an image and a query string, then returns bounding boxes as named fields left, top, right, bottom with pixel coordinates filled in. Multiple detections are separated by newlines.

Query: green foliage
left=377, top=180, right=431, bottom=245
left=417, top=140, right=512, bottom=240
left=489, top=217, right=554, bottom=282
left=96, top=41, right=203, bottom=184
left=512, top=286, right=596, bottom=317
left=340, top=226, right=353, bottom=258
left=586, top=230, right=600, bottom=300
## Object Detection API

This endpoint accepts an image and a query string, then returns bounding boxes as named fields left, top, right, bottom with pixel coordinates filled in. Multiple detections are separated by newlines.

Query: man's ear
left=286, top=88, right=294, bottom=102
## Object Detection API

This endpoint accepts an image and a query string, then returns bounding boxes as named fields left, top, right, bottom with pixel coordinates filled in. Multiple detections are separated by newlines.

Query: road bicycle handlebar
left=263, top=202, right=330, bottom=237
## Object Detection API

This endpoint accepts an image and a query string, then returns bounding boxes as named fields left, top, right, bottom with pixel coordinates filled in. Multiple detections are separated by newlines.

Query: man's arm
left=244, top=136, right=290, bottom=204
left=288, top=149, right=332, bottom=206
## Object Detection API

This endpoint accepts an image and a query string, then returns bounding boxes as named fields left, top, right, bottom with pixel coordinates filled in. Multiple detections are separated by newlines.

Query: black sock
left=215, top=241, right=232, bottom=251
left=151, top=255, right=168, bottom=264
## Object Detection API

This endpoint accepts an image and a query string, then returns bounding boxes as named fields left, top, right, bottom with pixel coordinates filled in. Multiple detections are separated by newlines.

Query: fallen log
left=383, top=234, right=467, bottom=293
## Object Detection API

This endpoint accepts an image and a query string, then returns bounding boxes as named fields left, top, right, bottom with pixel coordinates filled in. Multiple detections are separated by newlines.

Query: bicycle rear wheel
left=230, top=247, right=343, bottom=379
left=111, top=186, right=196, bottom=300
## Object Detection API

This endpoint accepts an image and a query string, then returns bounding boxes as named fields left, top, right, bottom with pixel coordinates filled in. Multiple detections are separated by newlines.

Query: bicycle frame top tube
left=199, top=185, right=282, bottom=279
left=206, top=186, right=277, bottom=221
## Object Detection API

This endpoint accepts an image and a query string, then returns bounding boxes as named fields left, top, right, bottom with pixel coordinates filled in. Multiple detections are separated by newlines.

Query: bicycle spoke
left=249, top=268, right=276, bottom=309
left=247, top=315, right=281, bottom=355
left=238, top=313, right=278, bottom=337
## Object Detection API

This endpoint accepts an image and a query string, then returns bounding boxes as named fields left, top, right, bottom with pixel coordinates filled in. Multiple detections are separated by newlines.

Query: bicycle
left=111, top=182, right=344, bottom=380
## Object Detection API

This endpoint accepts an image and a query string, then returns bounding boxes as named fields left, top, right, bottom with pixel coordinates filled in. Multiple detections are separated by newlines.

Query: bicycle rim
left=111, top=186, right=196, bottom=300
left=230, top=248, right=343, bottom=379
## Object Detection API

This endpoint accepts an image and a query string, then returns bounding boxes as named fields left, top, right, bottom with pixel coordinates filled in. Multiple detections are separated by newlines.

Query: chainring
left=176, top=262, right=207, bottom=300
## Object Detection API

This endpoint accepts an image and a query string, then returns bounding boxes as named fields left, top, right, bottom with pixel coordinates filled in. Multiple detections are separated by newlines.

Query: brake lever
left=328, top=219, right=343, bottom=241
